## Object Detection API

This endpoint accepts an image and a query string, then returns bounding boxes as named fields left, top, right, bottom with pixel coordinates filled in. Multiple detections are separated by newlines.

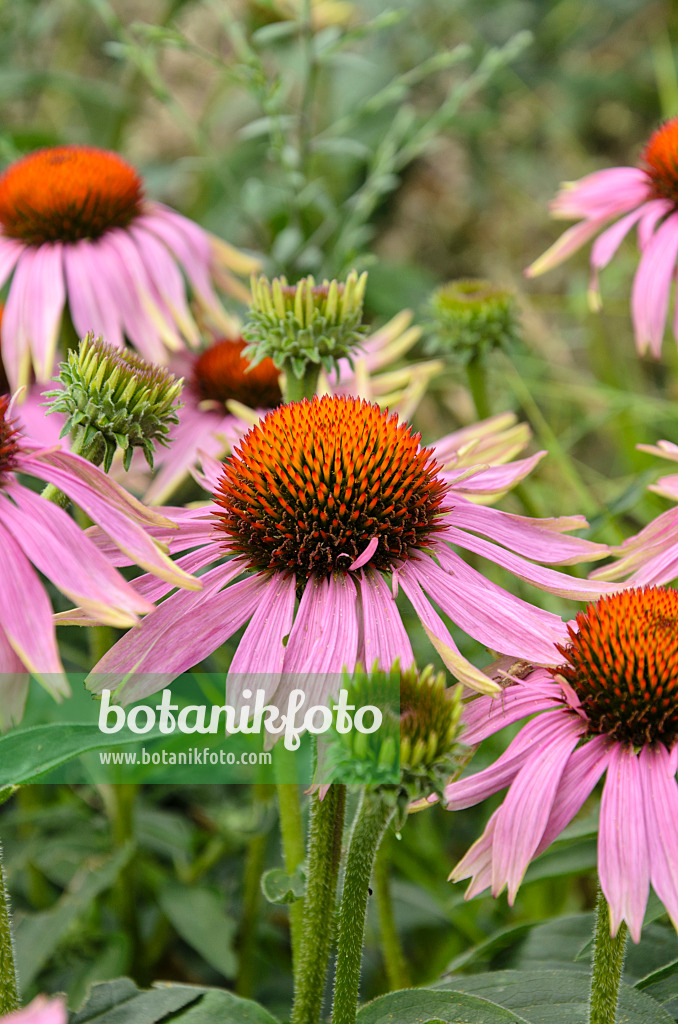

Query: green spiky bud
left=45, top=333, right=183, bottom=472
left=429, top=278, right=520, bottom=361
left=242, top=270, right=369, bottom=381
left=319, top=661, right=466, bottom=825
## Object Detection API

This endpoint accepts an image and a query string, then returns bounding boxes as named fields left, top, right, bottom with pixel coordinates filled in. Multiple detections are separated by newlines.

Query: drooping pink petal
left=0, top=237, right=24, bottom=290
left=228, top=572, right=297, bottom=706
left=144, top=404, right=231, bottom=505
left=411, top=551, right=567, bottom=662
left=590, top=205, right=649, bottom=271
left=631, top=211, right=678, bottom=357
left=0, top=518, right=66, bottom=683
left=438, top=524, right=616, bottom=600
left=63, top=242, right=125, bottom=350
left=491, top=713, right=584, bottom=901
left=280, top=573, right=359, bottom=701
left=444, top=710, right=567, bottom=810
left=2, top=246, right=38, bottom=390
left=137, top=207, right=222, bottom=314
left=442, top=452, right=545, bottom=498
left=447, top=500, right=608, bottom=565
left=88, top=568, right=263, bottom=702
left=23, top=242, right=66, bottom=381
left=449, top=807, right=499, bottom=890
left=599, top=744, right=650, bottom=942
left=638, top=199, right=673, bottom=250
left=19, top=449, right=199, bottom=589
left=640, top=744, right=678, bottom=931
left=358, top=568, right=414, bottom=671
left=549, top=168, right=649, bottom=220
left=526, top=217, right=611, bottom=277
left=128, top=224, right=199, bottom=344
left=0, top=626, right=30, bottom=729
left=535, top=734, right=612, bottom=855
left=4, top=481, right=153, bottom=625
left=461, top=680, right=563, bottom=746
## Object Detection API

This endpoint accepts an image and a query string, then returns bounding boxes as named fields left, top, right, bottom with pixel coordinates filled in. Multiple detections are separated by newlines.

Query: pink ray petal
left=2, top=246, right=38, bottom=390
left=449, top=807, right=500, bottom=886
left=228, top=572, right=297, bottom=704
left=461, top=681, right=563, bottom=746
left=128, top=224, right=199, bottom=344
left=4, top=997, right=68, bottom=1024
left=0, top=626, right=30, bottom=729
left=638, top=199, right=673, bottom=250
left=599, top=744, right=650, bottom=942
left=4, top=482, right=152, bottom=625
left=88, top=568, right=263, bottom=702
left=63, top=242, right=124, bottom=349
left=0, top=518, right=65, bottom=681
left=444, top=710, right=567, bottom=810
left=22, top=242, right=66, bottom=381
left=138, top=207, right=221, bottom=313
left=526, top=218, right=610, bottom=277
left=442, top=452, right=545, bottom=498
left=535, top=734, right=612, bottom=855
left=631, top=211, right=678, bottom=357
left=492, top=713, right=584, bottom=901
left=358, top=567, right=414, bottom=671
left=640, top=744, right=678, bottom=931
left=590, top=205, right=648, bottom=271
left=549, top=168, right=649, bottom=219
left=144, top=403, right=228, bottom=506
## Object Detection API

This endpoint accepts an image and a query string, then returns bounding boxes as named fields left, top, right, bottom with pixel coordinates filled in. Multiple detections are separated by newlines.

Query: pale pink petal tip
left=3, top=997, right=67, bottom=1024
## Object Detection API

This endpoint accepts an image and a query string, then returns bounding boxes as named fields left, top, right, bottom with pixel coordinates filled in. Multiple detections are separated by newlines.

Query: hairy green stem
left=374, top=840, right=410, bottom=991
left=332, top=791, right=395, bottom=1024
left=292, top=784, right=346, bottom=1024
left=0, top=842, right=20, bottom=1014
left=588, top=889, right=628, bottom=1024
left=283, top=362, right=321, bottom=403
left=276, top=781, right=306, bottom=977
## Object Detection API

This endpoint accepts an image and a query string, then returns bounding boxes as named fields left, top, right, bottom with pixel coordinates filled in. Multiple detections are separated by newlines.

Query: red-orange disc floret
left=0, top=146, right=144, bottom=245
left=193, top=339, right=282, bottom=409
left=642, top=118, right=678, bottom=205
left=553, top=586, right=678, bottom=747
left=213, top=395, right=450, bottom=579
left=0, top=393, right=21, bottom=483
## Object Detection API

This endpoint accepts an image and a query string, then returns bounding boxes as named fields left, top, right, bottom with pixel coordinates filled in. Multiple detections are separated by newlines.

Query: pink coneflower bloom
left=143, top=312, right=441, bottom=506
left=0, top=393, right=198, bottom=720
left=1, top=998, right=66, bottom=1024
left=526, top=117, right=678, bottom=357
left=446, top=586, right=678, bottom=942
left=0, top=145, right=258, bottom=390
left=590, top=439, right=678, bottom=587
left=86, top=395, right=612, bottom=707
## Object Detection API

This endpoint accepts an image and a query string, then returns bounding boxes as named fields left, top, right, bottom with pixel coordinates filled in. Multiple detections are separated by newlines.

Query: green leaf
left=434, top=970, right=675, bottom=1024
left=163, top=988, right=280, bottom=1023
left=16, top=844, right=133, bottom=988
left=356, top=988, right=530, bottom=1024
left=70, top=979, right=201, bottom=1023
left=261, top=866, right=306, bottom=905
left=0, top=722, right=163, bottom=786
left=158, top=886, right=238, bottom=979
left=0, top=786, right=17, bottom=807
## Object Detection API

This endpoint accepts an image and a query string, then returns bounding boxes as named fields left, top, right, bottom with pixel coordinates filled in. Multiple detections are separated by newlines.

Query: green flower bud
left=242, top=270, right=369, bottom=379
left=429, top=278, right=520, bottom=360
left=320, top=661, right=466, bottom=822
left=45, top=333, right=183, bottom=472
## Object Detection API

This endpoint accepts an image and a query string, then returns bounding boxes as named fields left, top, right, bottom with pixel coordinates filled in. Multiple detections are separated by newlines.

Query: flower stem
left=332, top=791, right=395, bottom=1024
left=466, top=352, right=491, bottom=420
left=292, top=784, right=346, bottom=1024
left=588, top=888, right=628, bottom=1024
left=275, top=780, right=306, bottom=977
left=283, top=362, right=321, bottom=403
left=236, top=784, right=270, bottom=998
left=374, top=839, right=410, bottom=990
left=0, top=842, right=20, bottom=1014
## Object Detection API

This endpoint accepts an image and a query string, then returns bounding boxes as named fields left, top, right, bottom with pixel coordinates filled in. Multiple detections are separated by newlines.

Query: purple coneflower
left=0, top=394, right=197, bottom=715
left=0, top=145, right=258, bottom=389
left=446, top=586, right=678, bottom=942
left=87, top=395, right=610, bottom=706
left=526, top=117, right=678, bottom=357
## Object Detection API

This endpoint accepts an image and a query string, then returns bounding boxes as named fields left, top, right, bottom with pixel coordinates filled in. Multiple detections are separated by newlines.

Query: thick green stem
left=292, top=784, right=346, bottom=1024
left=0, top=843, right=20, bottom=1014
left=283, top=362, right=321, bottom=403
left=332, top=792, right=395, bottom=1024
left=466, top=352, right=491, bottom=420
left=588, top=889, right=628, bottom=1024
left=374, top=840, right=410, bottom=991
left=276, top=781, right=306, bottom=976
